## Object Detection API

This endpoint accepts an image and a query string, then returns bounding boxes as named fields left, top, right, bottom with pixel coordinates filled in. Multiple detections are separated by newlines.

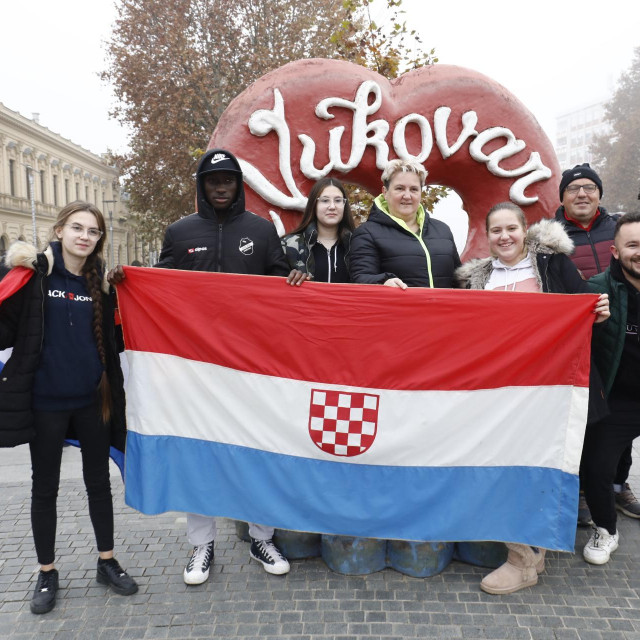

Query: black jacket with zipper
left=554, top=206, right=618, bottom=278
left=156, top=148, right=290, bottom=276
left=349, top=198, right=460, bottom=288
left=282, top=222, right=351, bottom=282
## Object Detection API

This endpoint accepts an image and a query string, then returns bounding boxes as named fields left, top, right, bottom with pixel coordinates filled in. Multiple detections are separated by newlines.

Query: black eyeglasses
left=565, top=184, right=598, bottom=195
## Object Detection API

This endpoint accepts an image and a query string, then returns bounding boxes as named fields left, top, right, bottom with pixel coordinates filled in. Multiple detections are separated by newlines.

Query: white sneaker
left=249, top=538, right=290, bottom=575
left=583, top=526, right=619, bottom=565
left=183, top=541, right=214, bottom=584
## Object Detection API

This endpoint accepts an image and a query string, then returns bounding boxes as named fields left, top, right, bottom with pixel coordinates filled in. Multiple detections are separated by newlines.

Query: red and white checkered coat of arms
left=308, top=389, right=379, bottom=457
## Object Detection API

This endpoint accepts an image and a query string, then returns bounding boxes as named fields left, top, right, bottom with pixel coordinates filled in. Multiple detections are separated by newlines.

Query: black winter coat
left=156, top=148, right=290, bottom=276
left=281, top=223, right=351, bottom=281
left=554, top=206, right=618, bottom=278
left=349, top=199, right=460, bottom=288
left=0, top=244, right=126, bottom=449
left=537, top=253, right=589, bottom=294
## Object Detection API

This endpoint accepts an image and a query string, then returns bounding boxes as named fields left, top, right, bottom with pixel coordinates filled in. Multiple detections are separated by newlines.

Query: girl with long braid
left=0, top=201, right=137, bottom=614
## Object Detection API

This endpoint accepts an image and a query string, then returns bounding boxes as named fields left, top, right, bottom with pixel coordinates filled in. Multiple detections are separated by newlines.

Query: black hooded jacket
left=155, top=148, right=290, bottom=276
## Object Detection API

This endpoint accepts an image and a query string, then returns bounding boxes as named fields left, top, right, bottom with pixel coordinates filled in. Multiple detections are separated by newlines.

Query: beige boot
left=480, top=544, right=545, bottom=595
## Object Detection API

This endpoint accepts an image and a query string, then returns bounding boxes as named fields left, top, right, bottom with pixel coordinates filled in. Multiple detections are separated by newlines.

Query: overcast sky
left=402, top=0, right=638, bottom=137
left=2, top=0, right=636, bottom=248
left=2, top=0, right=638, bottom=158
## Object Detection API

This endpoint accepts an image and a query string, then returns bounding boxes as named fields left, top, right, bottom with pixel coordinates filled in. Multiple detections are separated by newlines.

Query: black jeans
left=614, top=445, right=633, bottom=485
left=581, top=414, right=640, bottom=534
left=30, top=402, right=113, bottom=565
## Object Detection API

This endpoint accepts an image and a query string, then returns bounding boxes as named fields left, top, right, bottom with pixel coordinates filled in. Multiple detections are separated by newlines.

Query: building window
left=75, top=182, right=80, bottom=200
left=94, top=188, right=97, bottom=204
left=9, top=159, right=15, bottom=196
left=65, top=178, right=69, bottom=204
left=40, top=170, right=45, bottom=203
left=85, top=185, right=89, bottom=201
left=26, top=168, right=32, bottom=201
left=53, top=175, right=58, bottom=206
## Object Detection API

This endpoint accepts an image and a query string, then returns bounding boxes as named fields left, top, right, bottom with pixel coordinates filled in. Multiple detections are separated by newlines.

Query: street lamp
left=22, top=164, right=37, bottom=246
left=102, top=198, right=117, bottom=269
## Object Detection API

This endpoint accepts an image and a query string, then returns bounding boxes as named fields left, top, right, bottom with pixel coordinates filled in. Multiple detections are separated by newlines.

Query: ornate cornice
left=0, top=102, right=118, bottom=176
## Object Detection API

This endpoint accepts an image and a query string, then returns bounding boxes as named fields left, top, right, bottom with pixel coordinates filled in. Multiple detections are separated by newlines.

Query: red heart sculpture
left=209, top=58, right=560, bottom=260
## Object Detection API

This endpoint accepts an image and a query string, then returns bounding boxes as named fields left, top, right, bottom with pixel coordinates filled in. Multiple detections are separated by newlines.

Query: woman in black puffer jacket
left=456, top=201, right=609, bottom=596
left=349, top=159, right=460, bottom=289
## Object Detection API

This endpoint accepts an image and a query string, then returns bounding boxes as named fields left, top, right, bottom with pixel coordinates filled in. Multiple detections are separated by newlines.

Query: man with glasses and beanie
left=555, top=163, right=640, bottom=526
left=108, top=148, right=295, bottom=584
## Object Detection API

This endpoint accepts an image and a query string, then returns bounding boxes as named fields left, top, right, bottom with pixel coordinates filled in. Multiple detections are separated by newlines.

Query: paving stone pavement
left=1, top=445, right=639, bottom=640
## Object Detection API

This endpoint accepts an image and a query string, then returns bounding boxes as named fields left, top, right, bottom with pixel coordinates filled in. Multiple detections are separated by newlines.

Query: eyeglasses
left=63, top=223, right=103, bottom=238
left=565, top=184, right=598, bottom=195
left=317, top=197, right=347, bottom=207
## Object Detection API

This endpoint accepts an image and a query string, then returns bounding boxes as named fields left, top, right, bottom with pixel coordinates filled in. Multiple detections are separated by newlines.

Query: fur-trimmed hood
left=456, top=218, right=574, bottom=290
left=5, top=241, right=53, bottom=275
left=525, top=217, right=574, bottom=256
left=4, top=241, right=109, bottom=293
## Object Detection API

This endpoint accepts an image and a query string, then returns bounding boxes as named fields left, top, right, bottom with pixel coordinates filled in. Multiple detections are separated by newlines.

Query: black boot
left=96, top=558, right=138, bottom=595
left=30, top=569, right=59, bottom=614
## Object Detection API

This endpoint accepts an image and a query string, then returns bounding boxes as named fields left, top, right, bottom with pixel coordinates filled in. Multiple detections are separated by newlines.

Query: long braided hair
left=51, top=201, right=112, bottom=423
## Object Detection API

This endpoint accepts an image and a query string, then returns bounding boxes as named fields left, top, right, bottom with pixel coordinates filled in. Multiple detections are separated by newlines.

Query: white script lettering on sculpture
left=237, top=82, right=551, bottom=210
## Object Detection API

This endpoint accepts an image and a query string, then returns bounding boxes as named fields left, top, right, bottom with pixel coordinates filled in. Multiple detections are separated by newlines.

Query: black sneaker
left=577, top=491, right=593, bottom=527
left=249, top=538, right=290, bottom=575
left=30, top=569, right=59, bottom=614
left=96, top=558, right=138, bottom=596
left=183, top=542, right=214, bottom=585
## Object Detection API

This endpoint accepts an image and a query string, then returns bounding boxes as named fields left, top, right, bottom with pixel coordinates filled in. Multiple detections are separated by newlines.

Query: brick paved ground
left=1, top=446, right=639, bottom=640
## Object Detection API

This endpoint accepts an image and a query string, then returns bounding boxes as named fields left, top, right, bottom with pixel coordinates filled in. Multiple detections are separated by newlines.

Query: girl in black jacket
left=0, top=201, right=137, bottom=614
left=282, top=177, right=355, bottom=283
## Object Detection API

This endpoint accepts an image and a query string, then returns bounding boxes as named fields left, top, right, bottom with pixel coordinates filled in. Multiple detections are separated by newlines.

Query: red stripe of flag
left=0, top=267, right=34, bottom=307
left=116, top=267, right=595, bottom=392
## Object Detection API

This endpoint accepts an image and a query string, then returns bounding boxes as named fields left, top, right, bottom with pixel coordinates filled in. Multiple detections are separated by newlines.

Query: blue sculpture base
left=233, top=522, right=455, bottom=576
left=454, top=541, right=508, bottom=568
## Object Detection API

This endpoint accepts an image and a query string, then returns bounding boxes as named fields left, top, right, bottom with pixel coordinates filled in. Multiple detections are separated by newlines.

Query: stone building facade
left=0, top=102, right=144, bottom=266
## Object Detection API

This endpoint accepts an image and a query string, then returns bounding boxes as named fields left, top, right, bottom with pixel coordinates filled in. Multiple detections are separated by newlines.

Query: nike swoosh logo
left=210, top=157, right=228, bottom=164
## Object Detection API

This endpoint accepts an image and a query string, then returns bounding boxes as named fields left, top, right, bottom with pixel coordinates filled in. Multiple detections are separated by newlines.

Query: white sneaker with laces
left=583, top=526, right=619, bottom=565
left=183, top=541, right=214, bottom=585
left=249, top=538, right=290, bottom=575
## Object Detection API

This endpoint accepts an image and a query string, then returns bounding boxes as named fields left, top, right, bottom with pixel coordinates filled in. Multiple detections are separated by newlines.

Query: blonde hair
left=381, top=159, right=427, bottom=188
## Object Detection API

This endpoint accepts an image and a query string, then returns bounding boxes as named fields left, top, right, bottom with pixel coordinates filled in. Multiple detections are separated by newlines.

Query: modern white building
left=555, top=100, right=610, bottom=170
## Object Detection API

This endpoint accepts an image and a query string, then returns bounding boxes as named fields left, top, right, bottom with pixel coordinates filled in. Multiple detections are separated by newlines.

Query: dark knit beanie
left=559, top=163, right=603, bottom=201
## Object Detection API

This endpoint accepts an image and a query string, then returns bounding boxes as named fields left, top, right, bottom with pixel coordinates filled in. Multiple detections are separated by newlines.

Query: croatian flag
left=118, top=267, right=596, bottom=552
